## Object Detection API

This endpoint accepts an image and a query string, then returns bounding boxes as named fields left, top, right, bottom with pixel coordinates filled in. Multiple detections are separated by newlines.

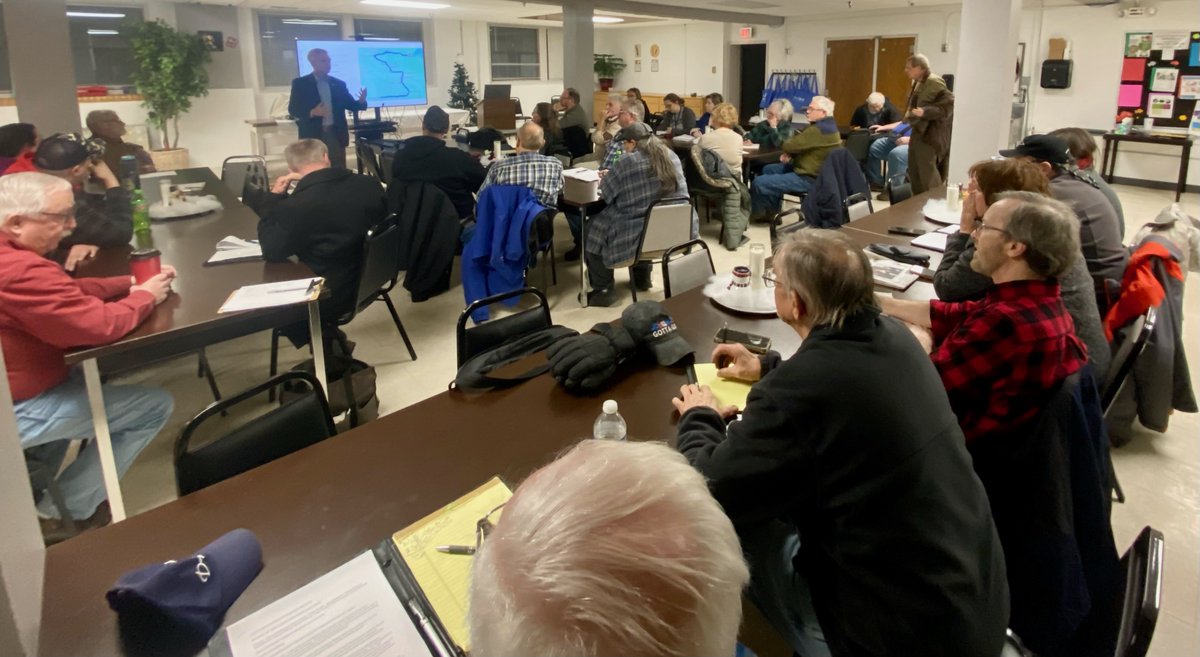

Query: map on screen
left=296, top=40, right=428, bottom=108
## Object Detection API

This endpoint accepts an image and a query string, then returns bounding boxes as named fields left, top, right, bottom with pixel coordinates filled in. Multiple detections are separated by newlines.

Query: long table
left=39, top=192, right=947, bottom=655
left=67, top=168, right=323, bottom=521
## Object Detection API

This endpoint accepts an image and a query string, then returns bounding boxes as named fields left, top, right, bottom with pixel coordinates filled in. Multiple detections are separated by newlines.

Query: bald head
left=516, top=121, right=545, bottom=153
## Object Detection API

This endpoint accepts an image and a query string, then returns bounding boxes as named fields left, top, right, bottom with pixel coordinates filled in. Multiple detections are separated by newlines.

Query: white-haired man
left=849, top=91, right=901, bottom=130
left=478, top=122, right=563, bottom=208
left=469, top=439, right=749, bottom=657
left=0, top=172, right=175, bottom=542
left=673, top=229, right=1008, bottom=657
left=749, top=96, right=841, bottom=221
left=288, top=48, right=368, bottom=168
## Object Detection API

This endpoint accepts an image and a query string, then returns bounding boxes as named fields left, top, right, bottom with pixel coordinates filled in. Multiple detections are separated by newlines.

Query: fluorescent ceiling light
left=87, top=29, right=120, bottom=35
left=361, top=0, right=451, bottom=9
left=362, top=36, right=400, bottom=41
left=281, top=19, right=340, bottom=26
left=593, top=16, right=625, bottom=24
left=66, top=11, right=126, bottom=19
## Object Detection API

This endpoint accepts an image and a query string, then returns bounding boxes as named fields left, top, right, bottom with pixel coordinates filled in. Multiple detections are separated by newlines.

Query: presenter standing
left=288, top=48, right=368, bottom=169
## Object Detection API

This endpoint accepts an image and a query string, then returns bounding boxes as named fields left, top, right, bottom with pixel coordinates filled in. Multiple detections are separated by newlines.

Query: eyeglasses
left=35, top=210, right=76, bottom=224
left=474, top=503, right=506, bottom=552
left=972, top=219, right=1010, bottom=236
left=761, top=268, right=778, bottom=288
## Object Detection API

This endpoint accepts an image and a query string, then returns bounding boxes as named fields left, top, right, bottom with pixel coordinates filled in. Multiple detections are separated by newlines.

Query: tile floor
left=111, top=183, right=1199, bottom=654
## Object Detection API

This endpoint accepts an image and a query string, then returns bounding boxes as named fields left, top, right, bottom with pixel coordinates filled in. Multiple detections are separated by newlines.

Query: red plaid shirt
left=930, top=279, right=1087, bottom=443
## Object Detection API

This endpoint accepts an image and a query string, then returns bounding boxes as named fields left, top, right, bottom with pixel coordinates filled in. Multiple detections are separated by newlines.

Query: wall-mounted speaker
left=1040, top=59, right=1072, bottom=89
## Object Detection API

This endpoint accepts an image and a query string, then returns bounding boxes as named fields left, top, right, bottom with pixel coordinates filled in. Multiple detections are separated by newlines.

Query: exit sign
left=739, top=26, right=754, bottom=39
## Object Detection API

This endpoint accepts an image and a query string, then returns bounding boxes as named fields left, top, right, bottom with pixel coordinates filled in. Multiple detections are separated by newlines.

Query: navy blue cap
left=106, top=529, right=263, bottom=640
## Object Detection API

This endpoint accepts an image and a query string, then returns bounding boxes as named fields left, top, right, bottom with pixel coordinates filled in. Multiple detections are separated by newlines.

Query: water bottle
left=592, top=399, right=627, bottom=441
left=131, top=188, right=150, bottom=234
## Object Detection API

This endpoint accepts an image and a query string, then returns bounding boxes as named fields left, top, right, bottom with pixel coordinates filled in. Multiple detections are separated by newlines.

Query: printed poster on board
left=1125, top=33, right=1152, bottom=58
left=1180, top=76, right=1200, bottom=100
left=1147, top=93, right=1175, bottom=119
left=1150, top=67, right=1179, bottom=93
left=1151, top=31, right=1191, bottom=53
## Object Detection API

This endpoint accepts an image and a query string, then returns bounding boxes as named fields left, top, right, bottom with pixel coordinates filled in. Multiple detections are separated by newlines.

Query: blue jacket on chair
left=802, top=148, right=870, bottom=229
left=463, top=185, right=545, bottom=322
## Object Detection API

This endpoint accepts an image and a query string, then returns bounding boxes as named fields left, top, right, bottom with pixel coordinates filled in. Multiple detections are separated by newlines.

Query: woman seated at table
left=691, top=93, right=723, bottom=135
left=531, top=102, right=570, bottom=159
left=697, top=102, right=744, bottom=179
left=745, top=99, right=795, bottom=148
left=585, top=123, right=694, bottom=307
left=659, top=93, right=697, bottom=137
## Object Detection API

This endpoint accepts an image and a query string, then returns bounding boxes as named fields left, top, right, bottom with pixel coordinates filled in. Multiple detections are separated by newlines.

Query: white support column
left=562, top=2, right=595, bottom=126
left=946, top=0, right=1022, bottom=183
left=3, top=0, right=80, bottom=134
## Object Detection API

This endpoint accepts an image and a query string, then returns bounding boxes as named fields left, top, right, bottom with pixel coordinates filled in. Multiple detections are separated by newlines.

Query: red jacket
left=0, top=235, right=155, bottom=401
left=1103, top=240, right=1183, bottom=341
left=2, top=153, right=36, bottom=175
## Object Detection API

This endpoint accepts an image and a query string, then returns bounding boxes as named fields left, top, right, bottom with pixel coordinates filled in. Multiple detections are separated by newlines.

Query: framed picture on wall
left=635, top=59, right=642, bottom=72
left=1014, top=42, right=1025, bottom=95
left=651, top=59, right=659, bottom=72
left=198, top=30, right=223, bottom=52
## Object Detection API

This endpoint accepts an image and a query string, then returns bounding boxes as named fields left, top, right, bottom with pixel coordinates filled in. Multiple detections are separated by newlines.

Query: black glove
left=546, top=323, right=636, bottom=393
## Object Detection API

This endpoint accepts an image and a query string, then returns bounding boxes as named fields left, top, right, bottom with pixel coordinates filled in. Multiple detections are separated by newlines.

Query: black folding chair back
left=221, top=155, right=267, bottom=199
left=1101, top=308, right=1156, bottom=414
left=662, top=239, right=715, bottom=298
left=457, top=287, right=552, bottom=367
left=174, top=371, right=336, bottom=496
left=357, top=139, right=384, bottom=180
left=1115, top=526, right=1164, bottom=657
left=845, top=130, right=872, bottom=164
left=844, top=191, right=874, bottom=222
left=562, top=125, right=592, bottom=159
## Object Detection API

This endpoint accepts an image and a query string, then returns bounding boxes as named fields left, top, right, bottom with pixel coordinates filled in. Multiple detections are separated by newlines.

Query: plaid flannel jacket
left=930, top=279, right=1087, bottom=443
left=479, top=151, right=564, bottom=208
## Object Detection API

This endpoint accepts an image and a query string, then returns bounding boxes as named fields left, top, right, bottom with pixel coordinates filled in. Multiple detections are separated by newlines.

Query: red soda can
left=129, top=248, right=162, bottom=284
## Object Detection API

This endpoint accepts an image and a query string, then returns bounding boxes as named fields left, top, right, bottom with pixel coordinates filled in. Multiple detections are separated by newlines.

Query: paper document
left=218, top=278, right=323, bottom=314
left=563, top=167, right=601, bottom=182
left=694, top=363, right=754, bottom=410
left=392, top=477, right=513, bottom=653
left=223, top=551, right=432, bottom=657
left=207, top=235, right=263, bottom=265
left=911, top=231, right=949, bottom=252
left=865, top=250, right=922, bottom=291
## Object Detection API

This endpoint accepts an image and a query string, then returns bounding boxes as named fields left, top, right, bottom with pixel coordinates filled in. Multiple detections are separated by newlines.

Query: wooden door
left=877, top=36, right=916, bottom=112
left=824, top=38, right=875, bottom=126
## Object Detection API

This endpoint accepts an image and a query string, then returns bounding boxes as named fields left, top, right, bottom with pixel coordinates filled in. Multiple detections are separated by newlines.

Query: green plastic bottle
left=131, top=188, right=150, bottom=234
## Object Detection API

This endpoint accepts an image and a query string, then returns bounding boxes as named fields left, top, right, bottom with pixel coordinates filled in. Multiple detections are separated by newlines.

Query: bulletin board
left=1116, top=30, right=1200, bottom=129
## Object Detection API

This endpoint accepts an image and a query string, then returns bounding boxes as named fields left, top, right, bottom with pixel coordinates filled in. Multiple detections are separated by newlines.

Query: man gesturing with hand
left=288, top=48, right=368, bottom=169
left=672, top=229, right=1009, bottom=657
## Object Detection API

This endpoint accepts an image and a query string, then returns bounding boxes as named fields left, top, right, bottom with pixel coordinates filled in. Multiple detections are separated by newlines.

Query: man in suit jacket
left=288, top=48, right=368, bottom=169
left=257, top=139, right=387, bottom=348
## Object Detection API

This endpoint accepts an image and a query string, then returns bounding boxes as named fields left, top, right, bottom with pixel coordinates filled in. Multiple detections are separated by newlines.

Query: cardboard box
left=563, top=168, right=600, bottom=204
left=1048, top=38, right=1069, bottom=61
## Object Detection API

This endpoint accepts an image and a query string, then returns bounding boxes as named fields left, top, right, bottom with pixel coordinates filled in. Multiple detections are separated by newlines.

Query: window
left=68, top=5, right=145, bottom=86
left=353, top=18, right=422, bottom=43
left=258, top=13, right=343, bottom=88
left=489, top=26, right=539, bottom=81
left=0, top=8, right=11, bottom=92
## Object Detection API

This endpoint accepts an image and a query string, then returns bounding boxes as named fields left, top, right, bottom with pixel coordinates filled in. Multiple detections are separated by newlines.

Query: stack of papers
left=864, top=250, right=922, bottom=291
left=218, top=277, right=323, bottom=314
left=910, top=225, right=958, bottom=252
left=206, top=236, right=263, bottom=265
left=693, top=363, right=754, bottom=410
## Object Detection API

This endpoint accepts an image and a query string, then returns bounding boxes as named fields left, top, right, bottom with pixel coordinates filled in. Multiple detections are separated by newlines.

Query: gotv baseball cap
left=106, top=528, right=263, bottom=640
left=621, top=300, right=693, bottom=366
left=998, top=134, right=1071, bottom=166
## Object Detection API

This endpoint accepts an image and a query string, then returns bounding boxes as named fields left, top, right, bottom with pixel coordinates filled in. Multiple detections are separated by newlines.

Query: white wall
left=595, top=22, right=727, bottom=97
left=1022, top=0, right=1200, bottom=188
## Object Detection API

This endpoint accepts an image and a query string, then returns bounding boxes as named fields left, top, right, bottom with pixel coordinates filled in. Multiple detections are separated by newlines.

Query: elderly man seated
left=674, top=229, right=1009, bottom=657
left=850, top=91, right=902, bottom=130
left=86, top=109, right=155, bottom=177
left=469, top=439, right=749, bottom=657
left=478, top=122, right=564, bottom=208
left=749, top=96, right=841, bottom=221
left=0, top=173, right=175, bottom=543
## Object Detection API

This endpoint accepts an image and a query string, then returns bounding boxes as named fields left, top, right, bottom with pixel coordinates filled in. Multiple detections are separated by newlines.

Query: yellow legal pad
left=391, top=476, right=512, bottom=653
left=693, top=363, right=755, bottom=410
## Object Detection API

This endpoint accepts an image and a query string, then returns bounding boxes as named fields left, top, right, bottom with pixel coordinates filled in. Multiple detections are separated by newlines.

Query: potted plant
left=593, top=54, right=627, bottom=92
left=125, top=19, right=211, bottom=170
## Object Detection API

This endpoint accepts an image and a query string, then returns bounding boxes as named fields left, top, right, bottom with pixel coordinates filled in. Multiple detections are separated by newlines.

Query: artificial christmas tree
left=448, top=62, right=480, bottom=125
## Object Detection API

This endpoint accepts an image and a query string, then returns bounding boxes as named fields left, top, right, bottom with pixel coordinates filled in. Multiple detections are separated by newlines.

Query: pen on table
left=435, top=544, right=476, bottom=555
left=407, top=600, right=455, bottom=657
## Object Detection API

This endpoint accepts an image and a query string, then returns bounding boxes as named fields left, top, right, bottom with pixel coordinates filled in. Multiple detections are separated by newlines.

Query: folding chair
left=457, top=287, right=552, bottom=367
left=221, top=155, right=267, bottom=199
left=175, top=371, right=336, bottom=496
left=662, top=239, right=715, bottom=298
left=1100, top=307, right=1157, bottom=503
left=1114, top=526, right=1165, bottom=657
left=611, top=198, right=694, bottom=302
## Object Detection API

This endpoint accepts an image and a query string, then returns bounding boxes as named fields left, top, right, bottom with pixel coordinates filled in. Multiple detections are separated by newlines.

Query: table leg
left=1106, top=140, right=1119, bottom=184
left=579, top=206, right=590, bottom=308
left=81, top=359, right=126, bottom=522
left=308, top=301, right=328, bottom=396
left=1177, top=141, right=1190, bottom=203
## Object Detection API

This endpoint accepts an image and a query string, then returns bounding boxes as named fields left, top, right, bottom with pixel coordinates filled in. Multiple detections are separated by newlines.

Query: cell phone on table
left=714, top=327, right=771, bottom=354
left=888, top=226, right=927, bottom=237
